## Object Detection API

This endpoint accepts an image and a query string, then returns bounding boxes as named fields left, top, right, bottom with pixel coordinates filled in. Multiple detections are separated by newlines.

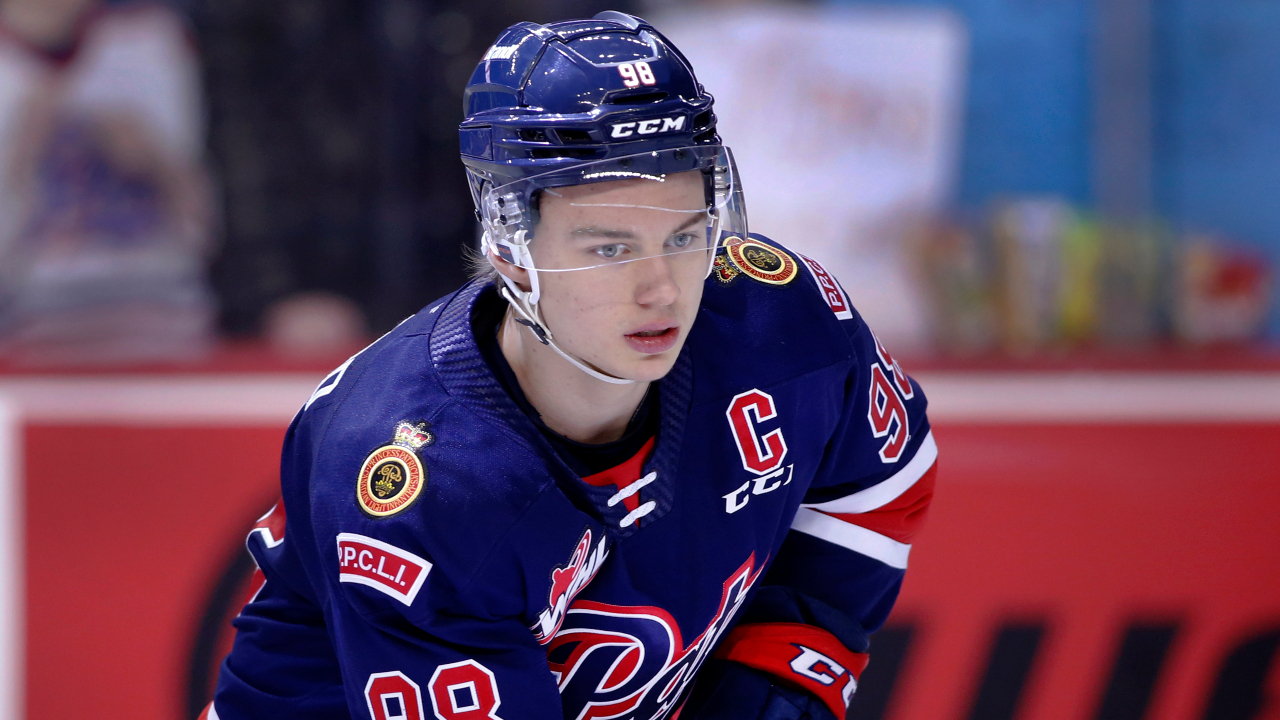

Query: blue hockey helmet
left=460, top=11, right=747, bottom=384
left=460, top=11, right=719, bottom=183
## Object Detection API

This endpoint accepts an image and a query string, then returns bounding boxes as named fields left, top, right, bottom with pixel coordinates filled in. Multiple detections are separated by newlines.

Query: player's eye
left=666, top=233, right=695, bottom=250
left=593, top=243, right=627, bottom=260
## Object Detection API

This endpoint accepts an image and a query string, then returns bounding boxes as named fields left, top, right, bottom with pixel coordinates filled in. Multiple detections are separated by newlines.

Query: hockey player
left=206, top=12, right=936, bottom=720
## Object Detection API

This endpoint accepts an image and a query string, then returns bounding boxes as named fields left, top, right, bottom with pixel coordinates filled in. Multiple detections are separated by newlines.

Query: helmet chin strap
left=486, top=239, right=636, bottom=386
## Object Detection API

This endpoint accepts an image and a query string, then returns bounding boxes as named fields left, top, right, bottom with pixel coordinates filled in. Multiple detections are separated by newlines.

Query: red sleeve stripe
left=802, top=431, right=936, bottom=514
left=791, top=508, right=911, bottom=569
left=714, top=622, right=869, bottom=720
left=247, top=502, right=285, bottom=549
left=790, top=458, right=935, bottom=561
left=823, top=461, right=936, bottom=545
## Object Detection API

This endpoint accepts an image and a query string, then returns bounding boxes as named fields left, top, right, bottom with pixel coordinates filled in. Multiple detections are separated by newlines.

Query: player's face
left=529, top=170, right=709, bottom=382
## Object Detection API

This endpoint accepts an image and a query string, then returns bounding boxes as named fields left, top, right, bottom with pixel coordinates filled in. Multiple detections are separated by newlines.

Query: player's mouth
left=624, top=324, right=679, bottom=354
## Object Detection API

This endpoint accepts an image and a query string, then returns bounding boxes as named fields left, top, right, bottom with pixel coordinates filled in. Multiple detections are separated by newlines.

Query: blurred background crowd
left=0, top=0, right=1275, bottom=365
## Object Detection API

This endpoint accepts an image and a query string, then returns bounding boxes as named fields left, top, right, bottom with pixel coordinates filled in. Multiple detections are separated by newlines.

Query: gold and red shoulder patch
left=712, top=252, right=741, bottom=285
left=356, top=420, right=434, bottom=517
left=393, top=421, right=434, bottom=450
left=357, top=445, right=425, bottom=517
left=724, top=238, right=798, bottom=286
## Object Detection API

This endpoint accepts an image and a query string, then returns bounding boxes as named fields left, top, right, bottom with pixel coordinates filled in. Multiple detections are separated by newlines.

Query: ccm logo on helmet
left=610, top=115, right=686, bottom=139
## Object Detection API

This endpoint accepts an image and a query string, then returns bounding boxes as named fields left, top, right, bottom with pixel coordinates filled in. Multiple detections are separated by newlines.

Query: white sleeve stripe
left=801, top=431, right=937, bottom=515
left=208, top=703, right=221, bottom=720
left=791, top=508, right=911, bottom=569
left=248, top=526, right=284, bottom=549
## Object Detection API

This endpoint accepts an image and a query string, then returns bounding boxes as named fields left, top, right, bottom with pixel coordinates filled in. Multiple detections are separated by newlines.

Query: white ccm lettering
left=609, top=115, right=685, bottom=139
left=722, top=464, right=793, bottom=514
left=790, top=645, right=859, bottom=707
left=790, top=646, right=846, bottom=685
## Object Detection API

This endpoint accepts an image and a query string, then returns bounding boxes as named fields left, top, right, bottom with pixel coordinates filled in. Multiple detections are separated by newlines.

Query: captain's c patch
left=727, top=238, right=798, bottom=286
left=357, top=445, right=425, bottom=517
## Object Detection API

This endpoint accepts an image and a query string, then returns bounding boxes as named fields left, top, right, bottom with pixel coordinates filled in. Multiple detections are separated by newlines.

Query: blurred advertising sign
left=874, top=419, right=1280, bottom=720
left=657, top=6, right=968, bottom=349
left=7, top=372, right=1280, bottom=719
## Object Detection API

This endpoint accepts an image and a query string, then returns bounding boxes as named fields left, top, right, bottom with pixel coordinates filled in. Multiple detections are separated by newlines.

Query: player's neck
left=498, top=309, right=650, bottom=445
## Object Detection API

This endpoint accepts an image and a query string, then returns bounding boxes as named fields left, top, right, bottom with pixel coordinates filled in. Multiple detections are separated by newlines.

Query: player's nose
left=631, top=254, right=681, bottom=307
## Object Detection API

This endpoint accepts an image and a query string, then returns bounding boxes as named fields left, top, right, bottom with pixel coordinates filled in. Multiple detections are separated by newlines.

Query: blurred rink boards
left=1, top=368, right=1278, bottom=720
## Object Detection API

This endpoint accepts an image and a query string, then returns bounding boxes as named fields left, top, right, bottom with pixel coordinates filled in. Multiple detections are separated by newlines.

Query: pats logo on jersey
left=532, top=528, right=609, bottom=645
left=547, top=555, right=763, bottom=720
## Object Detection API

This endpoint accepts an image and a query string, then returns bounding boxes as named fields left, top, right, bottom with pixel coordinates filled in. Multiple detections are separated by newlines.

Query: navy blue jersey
left=209, top=236, right=936, bottom=720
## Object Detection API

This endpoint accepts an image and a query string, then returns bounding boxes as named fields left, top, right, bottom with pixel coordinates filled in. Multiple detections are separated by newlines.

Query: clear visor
left=483, top=145, right=747, bottom=274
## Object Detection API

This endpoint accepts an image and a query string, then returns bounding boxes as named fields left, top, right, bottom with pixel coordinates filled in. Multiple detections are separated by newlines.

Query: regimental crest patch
left=357, top=445, right=425, bottom=517
left=712, top=253, right=741, bottom=286
left=393, top=420, right=434, bottom=450
left=726, top=238, right=798, bottom=286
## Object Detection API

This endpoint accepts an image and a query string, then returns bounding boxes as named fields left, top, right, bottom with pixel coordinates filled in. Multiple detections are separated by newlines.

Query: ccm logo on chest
left=610, top=115, right=685, bottom=139
left=337, top=533, right=431, bottom=606
left=724, top=389, right=794, bottom=514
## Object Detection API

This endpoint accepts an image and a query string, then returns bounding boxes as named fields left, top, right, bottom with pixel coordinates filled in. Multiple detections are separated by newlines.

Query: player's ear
left=489, top=246, right=532, bottom=293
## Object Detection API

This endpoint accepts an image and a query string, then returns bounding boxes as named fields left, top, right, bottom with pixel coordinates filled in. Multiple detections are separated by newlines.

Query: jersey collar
left=429, top=279, right=693, bottom=538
